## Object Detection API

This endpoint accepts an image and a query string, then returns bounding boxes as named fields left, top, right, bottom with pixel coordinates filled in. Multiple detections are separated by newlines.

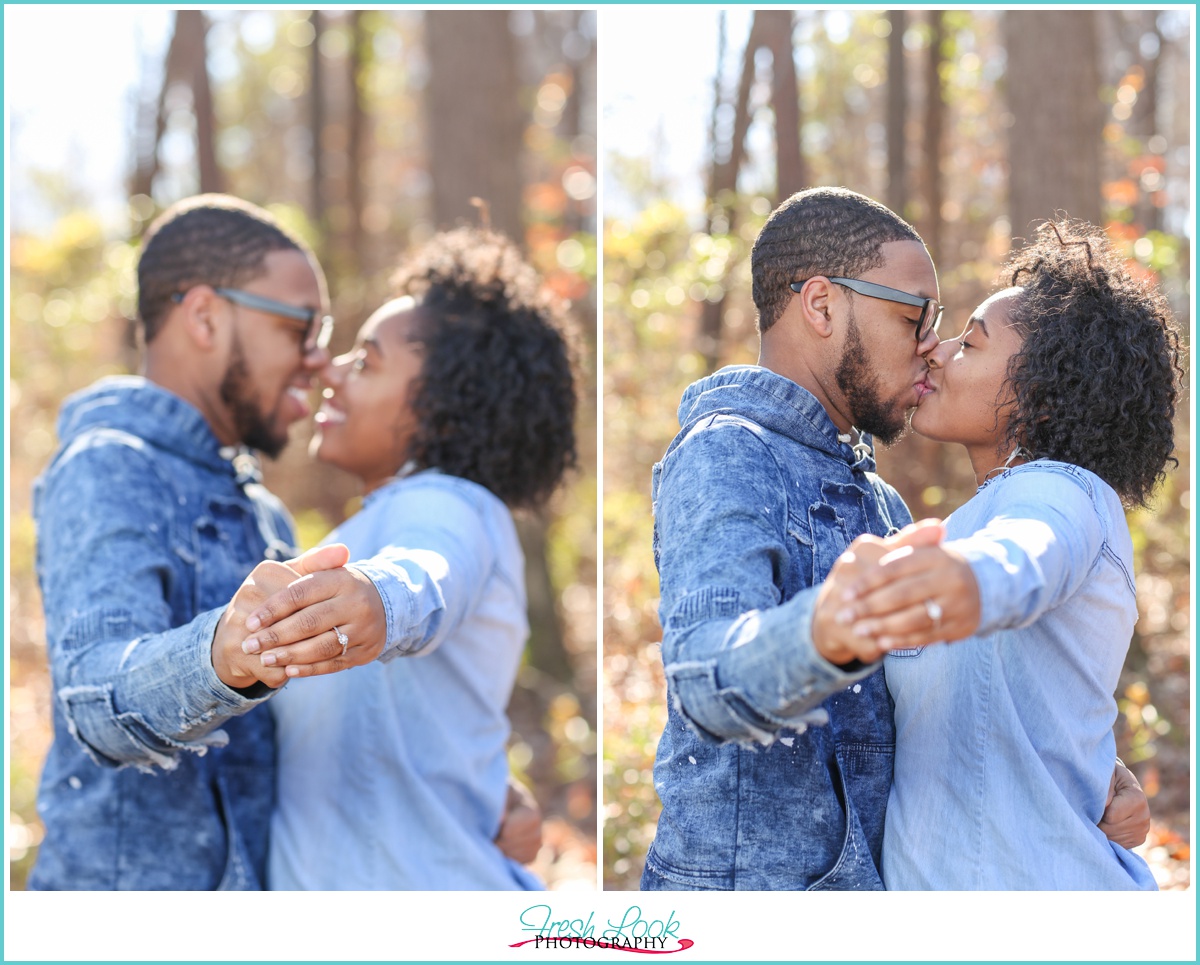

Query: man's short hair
left=136, top=194, right=310, bottom=342
left=751, top=187, right=923, bottom=333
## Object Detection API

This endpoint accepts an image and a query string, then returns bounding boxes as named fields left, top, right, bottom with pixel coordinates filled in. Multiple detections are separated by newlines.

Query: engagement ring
left=334, top=625, right=349, bottom=657
left=924, top=599, right=943, bottom=629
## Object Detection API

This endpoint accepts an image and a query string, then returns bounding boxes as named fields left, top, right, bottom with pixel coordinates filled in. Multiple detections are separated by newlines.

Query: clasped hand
left=812, top=519, right=982, bottom=665
left=212, top=544, right=387, bottom=689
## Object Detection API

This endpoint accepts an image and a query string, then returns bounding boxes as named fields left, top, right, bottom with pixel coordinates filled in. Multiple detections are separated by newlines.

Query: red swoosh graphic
left=509, top=937, right=694, bottom=954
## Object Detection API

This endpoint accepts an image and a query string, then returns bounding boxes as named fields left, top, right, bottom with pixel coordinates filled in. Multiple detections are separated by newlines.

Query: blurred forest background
left=604, top=9, right=1191, bottom=890
left=9, top=8, right=597, bottom=890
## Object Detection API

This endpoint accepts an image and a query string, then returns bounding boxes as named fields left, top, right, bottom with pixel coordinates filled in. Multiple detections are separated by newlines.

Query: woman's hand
left=211, top=544, right=351, bottom=689
left=812, top=520, right=946, bottom=665
left=834, top=522, right=982, bottom=652
left=238, top=545, right=388, bottom=677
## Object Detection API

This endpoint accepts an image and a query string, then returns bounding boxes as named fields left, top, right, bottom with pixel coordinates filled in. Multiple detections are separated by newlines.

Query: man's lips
left=914, top=377, right=934, bottom=402
left=284, top=386, right=311, bottom=421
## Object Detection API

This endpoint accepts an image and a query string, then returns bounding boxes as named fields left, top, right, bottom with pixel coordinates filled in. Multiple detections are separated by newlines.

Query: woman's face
left=312, top=297, right=426, bottom=492
left=911, top=287, right=1025, bottom=464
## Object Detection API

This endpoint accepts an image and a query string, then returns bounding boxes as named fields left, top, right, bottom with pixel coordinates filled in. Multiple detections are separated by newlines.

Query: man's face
left=829, top=240, right=940, bottom=444
left=217, top=249, right=328, bottom=458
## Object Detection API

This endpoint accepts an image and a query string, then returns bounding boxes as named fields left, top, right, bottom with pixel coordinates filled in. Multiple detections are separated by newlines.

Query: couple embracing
left=30, top=195, right=577, bottom=890
left=644, top=187, right=1179, bottom=890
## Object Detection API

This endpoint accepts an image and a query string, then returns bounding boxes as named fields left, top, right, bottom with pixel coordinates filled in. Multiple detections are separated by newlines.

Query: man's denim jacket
left=643, top=366, right=911, bottom=890
left=29, top=377, right=301, bottom=890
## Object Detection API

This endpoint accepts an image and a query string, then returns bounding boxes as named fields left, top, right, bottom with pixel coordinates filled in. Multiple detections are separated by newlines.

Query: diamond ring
left=923, top=599, right=943, bottom=628
left=334, top=625, right=349, bottom=657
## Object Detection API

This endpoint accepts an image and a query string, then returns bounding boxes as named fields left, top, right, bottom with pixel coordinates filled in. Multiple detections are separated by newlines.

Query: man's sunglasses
left=171, top=287, right=334, bottom=353
left=789, top=276, right=942, bottom=343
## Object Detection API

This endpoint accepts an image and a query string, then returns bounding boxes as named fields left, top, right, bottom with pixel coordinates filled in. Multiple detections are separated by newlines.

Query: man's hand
left=211, top=544, right=351, bottom=689
left=495, top=780, right=543, bottom=865
left=1100, top=761, right=1151, bottom=849
left=812, top=519, right=945, bottom=665
left=238, top=550, right=388, bottom=678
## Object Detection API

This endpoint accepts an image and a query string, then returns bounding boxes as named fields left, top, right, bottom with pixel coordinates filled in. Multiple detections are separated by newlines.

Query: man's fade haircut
left=137, top=194, right=311, bottom=343
left=751, top=187, right=924, bottom=333
left=390, top=226, right=578, bottom=510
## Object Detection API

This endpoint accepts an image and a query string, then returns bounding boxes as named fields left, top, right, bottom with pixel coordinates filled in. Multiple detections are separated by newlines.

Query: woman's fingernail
left=840, top=588, right=856, bottom=602
left=285, top=666, right=300, bottom=677
left=879, top=638, right=894, bottom=651
left=246, top=615, right=261, bottom=632
left=261, top=652, right=277, bottom=667
left=835, top=608, right=854, bottom=625
left=242, top=638, right=260, bottom=655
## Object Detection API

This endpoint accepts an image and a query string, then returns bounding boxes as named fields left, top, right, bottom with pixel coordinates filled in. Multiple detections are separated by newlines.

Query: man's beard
left=833, top=305, right=909, bottom=446
left=219, top=335, right=287, bottom=459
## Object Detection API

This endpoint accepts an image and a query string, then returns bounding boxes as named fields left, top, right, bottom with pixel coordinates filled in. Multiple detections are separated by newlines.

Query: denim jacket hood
left=30, top=376, right=295, bottom=889
left=673, top=365, right=877, bottom=471
left=644, top=365, right=909, bottom=890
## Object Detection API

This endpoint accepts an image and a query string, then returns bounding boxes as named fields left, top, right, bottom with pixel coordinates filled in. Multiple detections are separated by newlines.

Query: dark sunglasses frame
left=789, top=276, right=942, bottom=343
left=171, top=287, right=333, bottom=352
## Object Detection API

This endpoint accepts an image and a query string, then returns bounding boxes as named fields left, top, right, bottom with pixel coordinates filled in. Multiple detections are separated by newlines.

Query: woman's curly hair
left=1000, top=220, right=1184, bottom=507
left=389, top=226, right=578, bottom=509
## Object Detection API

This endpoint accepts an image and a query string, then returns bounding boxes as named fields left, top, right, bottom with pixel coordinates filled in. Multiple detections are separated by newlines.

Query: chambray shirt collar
left=57, top=375, right=254, bottom=481
left=678, top=365, right=876, bottom=472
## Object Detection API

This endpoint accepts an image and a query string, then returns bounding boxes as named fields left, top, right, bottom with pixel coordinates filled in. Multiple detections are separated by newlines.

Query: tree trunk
left=1005, top=10, right=1103, bottom=237
left=309, top=10, right=326, bottom=256
left=761, top=11, right=804, bottom=201
left=182, top=11, right=220, bottom=195
left=922, top=11, right=945, bottom=266
left=886, top=10, right=908, bottom=216
left=699, top=12, right=768, bottom=372
left=132, top=10, right=220, bottom=200
left=424, top=11, right=523, bottom=238
left=346, top=10, right=366, bottom=273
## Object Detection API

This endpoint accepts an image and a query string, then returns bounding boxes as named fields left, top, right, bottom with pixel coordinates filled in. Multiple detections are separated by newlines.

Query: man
left=641, top=187, right=1146, bottom=890
left=30, top=195, right=533, bottom=890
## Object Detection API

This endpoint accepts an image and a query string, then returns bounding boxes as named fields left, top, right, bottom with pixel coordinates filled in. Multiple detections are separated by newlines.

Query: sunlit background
left=602, top=8, right=1191, bottom=890
left=8, top=7, right=598, bottom=890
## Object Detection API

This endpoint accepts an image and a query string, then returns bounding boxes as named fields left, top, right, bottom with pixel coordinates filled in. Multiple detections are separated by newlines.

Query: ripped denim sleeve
left=54, top=606, right=270, bottom=773
left=661, top=584, right=877, bottom=746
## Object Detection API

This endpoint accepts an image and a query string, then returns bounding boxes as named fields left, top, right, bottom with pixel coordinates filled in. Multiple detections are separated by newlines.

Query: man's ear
left=174, top=286, right=222, bottom=350
left=794, top=276, right=837, bottom=339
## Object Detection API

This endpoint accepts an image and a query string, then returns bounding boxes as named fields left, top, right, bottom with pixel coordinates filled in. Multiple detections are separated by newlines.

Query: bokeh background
left=603, top=8, right=1191, bottom=890
left=8, top=7, right=597, bottom=890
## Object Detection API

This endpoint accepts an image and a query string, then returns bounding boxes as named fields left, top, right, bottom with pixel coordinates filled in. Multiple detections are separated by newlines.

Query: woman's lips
left=914, top=378, right=934, bottom=402
left=314, top=402, right=345, bottom=426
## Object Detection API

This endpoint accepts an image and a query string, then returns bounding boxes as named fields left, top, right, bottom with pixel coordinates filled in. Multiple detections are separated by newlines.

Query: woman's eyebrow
left=971, top=314, right=989, bottom=338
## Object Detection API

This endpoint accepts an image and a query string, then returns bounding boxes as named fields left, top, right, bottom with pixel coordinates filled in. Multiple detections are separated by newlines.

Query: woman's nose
left=924, top=339, right=950, bottom=369
left=321, top=353, right=352, bottom=386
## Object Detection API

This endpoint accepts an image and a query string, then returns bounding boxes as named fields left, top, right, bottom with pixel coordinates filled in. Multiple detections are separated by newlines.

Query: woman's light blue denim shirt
left=643, top=366, right=911, bottom=890
left=268, top=471, right=541, bottom=890
left=883, top=461, right=1156, bottom=890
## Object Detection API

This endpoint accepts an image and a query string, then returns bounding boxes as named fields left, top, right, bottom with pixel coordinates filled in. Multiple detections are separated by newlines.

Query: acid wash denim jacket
left=29, top=377, right=299, bottom=890
left=642, top=365, right=911, bottom=891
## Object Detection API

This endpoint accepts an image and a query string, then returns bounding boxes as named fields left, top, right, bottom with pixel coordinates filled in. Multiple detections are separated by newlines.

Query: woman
left=262, top=227, right=578, bottom=889
left=828, top=221, right=1181, bottom=888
